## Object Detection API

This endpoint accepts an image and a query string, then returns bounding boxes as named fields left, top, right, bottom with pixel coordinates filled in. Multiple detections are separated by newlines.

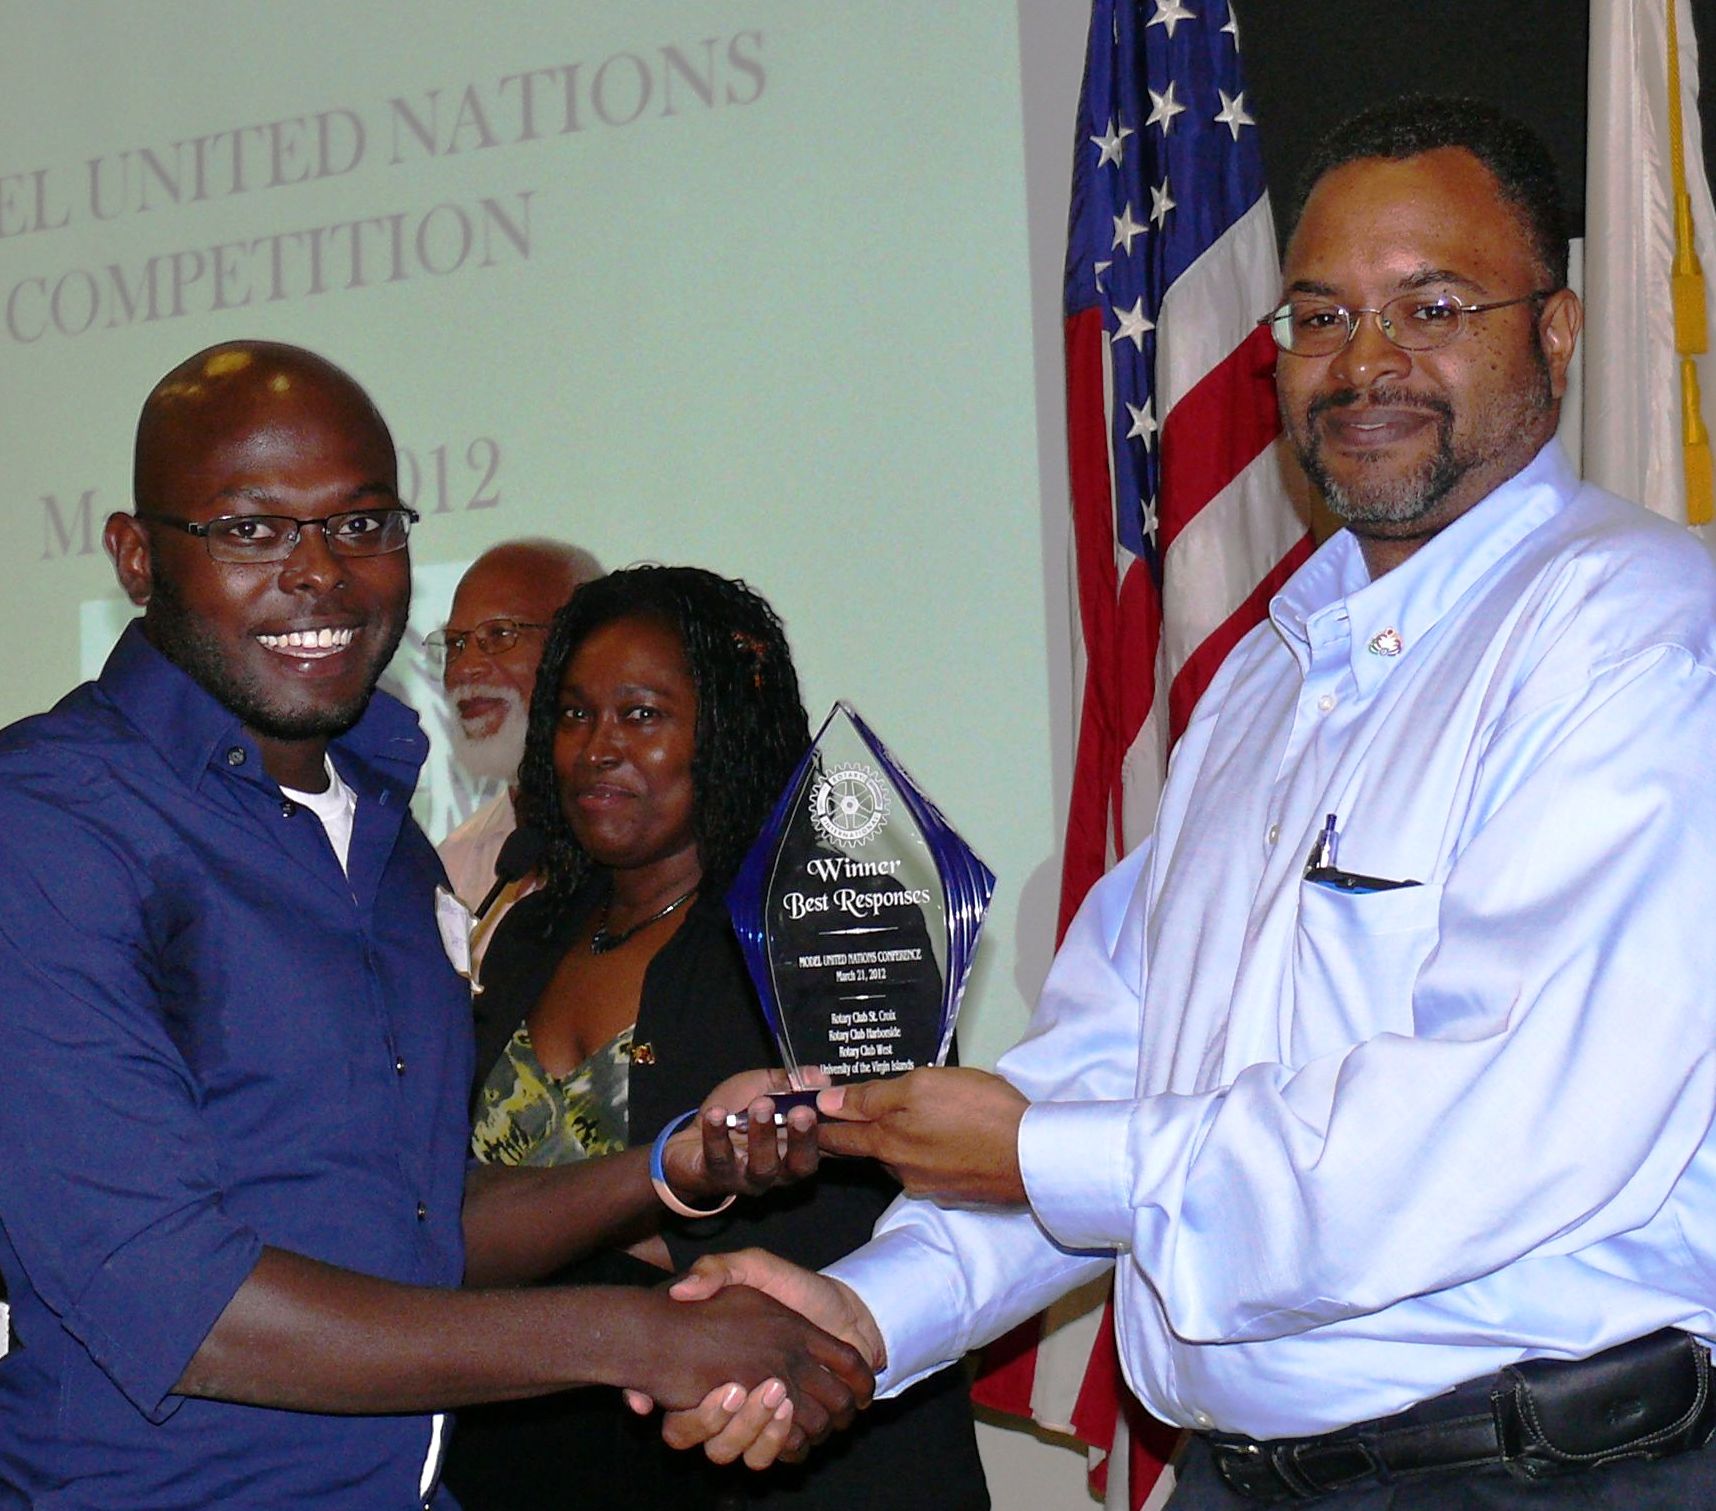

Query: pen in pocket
left=1303, top=812, right=1419, bottom=891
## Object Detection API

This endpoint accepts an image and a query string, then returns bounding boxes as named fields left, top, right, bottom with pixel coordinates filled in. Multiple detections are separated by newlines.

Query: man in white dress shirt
left=665, top=98, right=1716, bottom=1507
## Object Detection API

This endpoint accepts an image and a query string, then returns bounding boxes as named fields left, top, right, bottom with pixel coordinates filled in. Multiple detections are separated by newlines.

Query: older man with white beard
left=434, top=539, right=599, bottom=923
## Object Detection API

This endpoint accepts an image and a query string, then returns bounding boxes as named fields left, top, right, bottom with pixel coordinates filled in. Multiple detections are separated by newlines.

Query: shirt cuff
left=73, top=1217, right=264, bottom=1423
left=1019, top=1099, right=1137, bottom=1252
left=825, top=1226, right=969, bottom=1398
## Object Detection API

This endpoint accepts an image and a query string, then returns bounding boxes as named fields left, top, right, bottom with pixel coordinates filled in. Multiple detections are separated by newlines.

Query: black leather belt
left=1205, top=1330, right=1716, bottom=1502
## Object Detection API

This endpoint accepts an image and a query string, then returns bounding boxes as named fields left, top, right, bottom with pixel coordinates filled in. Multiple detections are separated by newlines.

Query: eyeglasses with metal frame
left=423, top=617, right=553, bottom=669
left=134, top=506, right=420, bottom=563
left=1259, top=289, right=1557, bottom=358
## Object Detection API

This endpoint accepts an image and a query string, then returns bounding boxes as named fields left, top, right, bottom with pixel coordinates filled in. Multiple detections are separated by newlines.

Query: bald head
left=443, top=537, right=602, bottom=783
left=457, top=539, right=601, bottom=615
left=104, top=340, right=410, bottom=789
left=134, top=341, right=395, bottom=512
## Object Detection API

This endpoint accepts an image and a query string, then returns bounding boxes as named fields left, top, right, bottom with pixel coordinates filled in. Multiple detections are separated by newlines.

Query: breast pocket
left=1291, top=878, right=1444, bottom=1059
left=160, top=905, right=364, bottom=1149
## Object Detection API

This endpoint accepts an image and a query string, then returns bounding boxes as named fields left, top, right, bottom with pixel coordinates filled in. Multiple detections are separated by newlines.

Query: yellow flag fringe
left=1667, top=0, right=1714, bottom=524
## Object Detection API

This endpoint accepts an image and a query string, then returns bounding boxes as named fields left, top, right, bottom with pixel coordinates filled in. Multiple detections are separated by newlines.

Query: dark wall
left=1231, top=0, right=1589, bottom=246
left=1235, top=0, right=1716, bottom=250
left=1697, top=0, right=1716, bottom=201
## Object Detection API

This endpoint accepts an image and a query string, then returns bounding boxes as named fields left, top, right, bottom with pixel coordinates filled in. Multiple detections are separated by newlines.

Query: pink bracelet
left=649, top=1108, right=738, bottom=1219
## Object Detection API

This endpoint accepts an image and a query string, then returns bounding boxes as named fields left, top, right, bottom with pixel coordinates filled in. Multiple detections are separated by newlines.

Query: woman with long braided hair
left=444, top=566, right=987, bottom=1511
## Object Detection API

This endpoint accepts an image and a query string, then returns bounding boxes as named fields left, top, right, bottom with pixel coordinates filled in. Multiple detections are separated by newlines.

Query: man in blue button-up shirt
left=662, top=100, right=1716, bottom=1507
left=0, top=341, right=867, bottom=1509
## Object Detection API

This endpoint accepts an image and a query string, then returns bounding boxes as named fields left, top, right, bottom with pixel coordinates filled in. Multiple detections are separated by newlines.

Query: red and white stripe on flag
left=974, top=3, right=1310, bottom=1506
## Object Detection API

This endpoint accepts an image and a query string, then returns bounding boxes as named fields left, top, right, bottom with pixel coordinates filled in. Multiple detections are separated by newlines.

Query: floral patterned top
left=470, top=1022, right=633, bottom=1167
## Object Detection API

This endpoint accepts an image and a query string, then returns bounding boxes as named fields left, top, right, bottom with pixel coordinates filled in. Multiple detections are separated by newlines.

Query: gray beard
left=449, top=690, right=528, bottom=783
left=1299, top=390, right=1463, bottom=530
left=1298, top=350, right=1554, bottom=531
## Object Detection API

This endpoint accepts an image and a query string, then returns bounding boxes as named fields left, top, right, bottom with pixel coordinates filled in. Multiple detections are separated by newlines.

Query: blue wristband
left=650, top=1107, right=736, bottom=1219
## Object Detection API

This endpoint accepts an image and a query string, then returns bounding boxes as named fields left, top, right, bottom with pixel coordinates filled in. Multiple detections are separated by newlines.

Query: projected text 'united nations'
left=0, top=32, right=765, bottom=344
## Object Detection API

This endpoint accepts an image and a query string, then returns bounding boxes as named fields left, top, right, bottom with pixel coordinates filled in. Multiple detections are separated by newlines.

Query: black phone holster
left=1493, top=1329, right=1716, bottom=1480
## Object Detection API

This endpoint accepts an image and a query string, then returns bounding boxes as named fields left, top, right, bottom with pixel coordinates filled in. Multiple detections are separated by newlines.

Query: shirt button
left=1193, top=1410, right=1215, bottom=1428
left=225, top=747, right=246, bottom=767
left=1317, top=693, right=1335, bottom=713
left=1266, top=824, right=1280, bottom=845
left=395, top=1057, right=407, bottom=1076
left=416, top=1201, right=428, bottom=1222
left=279, top=800, right=297, bottom=818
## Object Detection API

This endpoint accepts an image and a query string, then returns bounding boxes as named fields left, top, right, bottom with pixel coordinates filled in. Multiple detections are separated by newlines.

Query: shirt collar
left=1269, top=442, right=1578, bottom=688
left=97, top=619, right=428, bottom=795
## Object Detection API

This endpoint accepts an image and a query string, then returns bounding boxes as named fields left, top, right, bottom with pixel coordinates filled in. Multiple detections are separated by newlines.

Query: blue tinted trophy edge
left=843, top=703, right=996, bottom=1067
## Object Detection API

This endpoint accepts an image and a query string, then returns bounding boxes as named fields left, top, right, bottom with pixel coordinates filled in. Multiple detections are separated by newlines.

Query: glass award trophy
left=727, top=703, right=995, bottom=1106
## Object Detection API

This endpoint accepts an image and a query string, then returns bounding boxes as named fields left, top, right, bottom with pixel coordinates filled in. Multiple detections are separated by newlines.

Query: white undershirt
left=278, top=757, right=357, bottom=874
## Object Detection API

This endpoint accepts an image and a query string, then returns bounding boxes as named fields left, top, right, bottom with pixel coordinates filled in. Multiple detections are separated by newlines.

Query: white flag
left=1583, top=0, right=1716, bottom=528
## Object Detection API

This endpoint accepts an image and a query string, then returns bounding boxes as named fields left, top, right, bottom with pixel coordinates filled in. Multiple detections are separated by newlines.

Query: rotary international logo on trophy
left=809, top=763, right=890, bottom=846
left=728, top=703, right=994, bottom=1093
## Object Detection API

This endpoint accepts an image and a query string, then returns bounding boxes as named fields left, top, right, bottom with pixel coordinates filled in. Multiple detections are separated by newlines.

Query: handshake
left=627, top=1248, right=887, bottom=1469
left=628, top=1064, right=1032, bottom=1468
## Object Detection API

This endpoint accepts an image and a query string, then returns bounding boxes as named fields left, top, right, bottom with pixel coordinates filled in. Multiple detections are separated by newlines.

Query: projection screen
left=1, top=3, right=1057, bottom=1067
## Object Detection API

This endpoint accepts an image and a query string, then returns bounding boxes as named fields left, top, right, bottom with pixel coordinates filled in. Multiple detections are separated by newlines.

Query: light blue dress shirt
left=829, top=444, right=1716, bottom=1437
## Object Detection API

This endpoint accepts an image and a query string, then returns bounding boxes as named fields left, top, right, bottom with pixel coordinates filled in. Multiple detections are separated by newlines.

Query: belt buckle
left=1210, top=1431, right=1386, bottom=1501
left=1208, top=1438, right=1296, bottom=1502
left=1289, top=1437, right=1384, bottom=1493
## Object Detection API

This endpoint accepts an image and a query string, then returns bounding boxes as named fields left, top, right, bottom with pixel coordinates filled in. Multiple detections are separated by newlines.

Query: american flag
left=973, top=2, right=1310, bottom=1505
